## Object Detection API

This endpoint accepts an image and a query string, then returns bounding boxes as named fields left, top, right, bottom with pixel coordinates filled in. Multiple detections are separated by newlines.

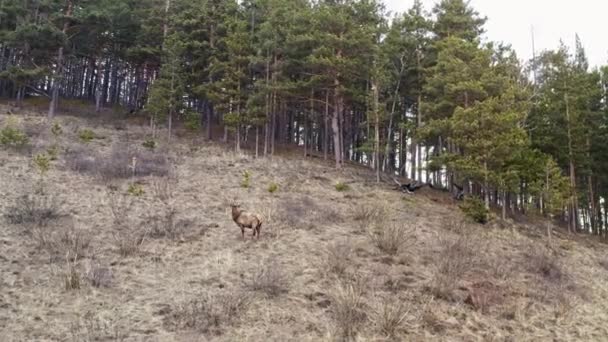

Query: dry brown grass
left=3, top=113, right=608, bottom=342
left=4, top=192, right=61, bottom=227
left=164, top=290, right=251, bottom=335
left=248, top=261, right=289, bottom=297
left=323, top=240, right=354, bottom=277
left=368, top=222, right=416, bottom=256
left=430, top=231, right=479, bottom=301
left=329, top=278, right=368, bottom=340
left=370, top=296, right=410, bottom=339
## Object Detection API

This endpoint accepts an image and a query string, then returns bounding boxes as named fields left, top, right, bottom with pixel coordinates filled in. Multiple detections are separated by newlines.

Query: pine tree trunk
left=565, top=91, right=578, bottom=233
left=48, top=0, right=74, bottom=119
left=372, top=79, right=380, bottom=182
left=324, top=91, right=329, bottom=160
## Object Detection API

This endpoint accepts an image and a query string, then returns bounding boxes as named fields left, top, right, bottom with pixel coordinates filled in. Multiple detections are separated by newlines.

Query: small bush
left=459, top=197, right=489, bottom=224
left=368, top=223, right=416, bottom=256
left=371, top=297, right=409, bottom=339
left=165, top=290, right=250, bottom=334
left=240, top=170, right=251, bottom=188
left=78, top=129, right=96, bottom=143
left=151, top=178, right=176, bottom=204
left=0, top=125, right=29, bottom=148
left=4, top=193, right=60, bottom=227
left=330, top=279, right=368, bottom=339
left=249, top=262, right=288, bottom=297
left=353, top=203, right=387, bottom=224
left=51, top=122, right=63, bottom=137
left=33, top=153, right=51, bottom=176
left=127, top=183, right=145, bottom=196
left=142, top=138, right=157, bottom=150
left=267, top=182, right=279, bottom=193
left=335, top=182, right=350, bottom=192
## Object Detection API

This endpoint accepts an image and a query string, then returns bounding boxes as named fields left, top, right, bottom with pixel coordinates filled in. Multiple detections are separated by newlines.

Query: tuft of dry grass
left=249, top=261, right=288, bottom=297
left=527, top=247, right=566, bottom=283
left=63, top=254, right=81, bottom=291
left=370, top=296, right=410, bottom=339
left=323, top=241, right=354, bottom=277
left=112, top=228, right=146, bottom=257
left=329, top=278, right=368, bottom=340
left=367, top=222, right=416, bottom=256
left=165, top=290, right=251, bottom=335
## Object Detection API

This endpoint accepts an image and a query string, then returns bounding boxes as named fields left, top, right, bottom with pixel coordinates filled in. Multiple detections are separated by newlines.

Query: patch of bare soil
left=2, top=112, right=608, bottom=341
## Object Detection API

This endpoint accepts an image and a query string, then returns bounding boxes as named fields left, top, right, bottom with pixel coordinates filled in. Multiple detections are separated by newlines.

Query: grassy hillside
left=1, top=111, right=608, bottom=341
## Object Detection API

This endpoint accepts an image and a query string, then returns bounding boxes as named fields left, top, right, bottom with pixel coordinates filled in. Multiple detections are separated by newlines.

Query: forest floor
left=1, top=108, right=608, bottom=341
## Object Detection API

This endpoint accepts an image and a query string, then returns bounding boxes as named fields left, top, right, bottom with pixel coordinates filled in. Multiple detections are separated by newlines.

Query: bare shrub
left=4, top=193, right=60, bottom=227
left=34, top=224, right=92, bottom=263
left=430, top=232, right=478, bottom=300
left=249, top=262, right=288, bottom=297
left=68, top=311, right=128, bottom=342
left=151, top=178, right=176, bottom=204
left=368, top=223, right=416, bottom=256
left=85, top=260, right=113, bottom=288
left=330, top=278, right=368, bottom=340
left=324, top=241, right=353, bottom=277
left=370, top=296, right=410, bottom=339
left=165, top=290, right=250, bottom=334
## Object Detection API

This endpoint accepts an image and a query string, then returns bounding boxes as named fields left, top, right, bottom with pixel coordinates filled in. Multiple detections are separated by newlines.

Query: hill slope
left=1, top=112, right=608, bottom=341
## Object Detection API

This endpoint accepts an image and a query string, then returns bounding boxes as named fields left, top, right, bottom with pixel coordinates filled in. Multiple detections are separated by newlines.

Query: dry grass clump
left=329, top=278, right=368, bottom=340
left=324, top=241, right=354, bottom=277
left=249, top=261, right=289, bottom=297
left=63, top=254, right=81, bottom=290
left=165, top=290, right=251, bottom=335
left=430, top=232, right=478, bottom=301
left=4, top=192, right=61, bottom=227
left=370, top=296, right=410, bottom=339
left=112, top=228, right=146, bottom=257
left=368, top=222, right=416, bottom=256
left=352, top=202, right=387, bottom=225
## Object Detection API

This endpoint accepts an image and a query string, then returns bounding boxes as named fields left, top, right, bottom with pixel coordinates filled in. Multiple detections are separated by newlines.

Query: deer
left=230, top=202, right=263, bottom=240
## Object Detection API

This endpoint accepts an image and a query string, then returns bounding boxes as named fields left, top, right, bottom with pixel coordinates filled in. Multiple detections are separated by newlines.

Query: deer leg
left=257, top=224, right=262, bottom=239
left=241, top=227, right=245, bottom=239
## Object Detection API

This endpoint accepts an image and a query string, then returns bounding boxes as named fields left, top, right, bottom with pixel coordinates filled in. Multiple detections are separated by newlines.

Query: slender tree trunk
left=324, top=91, right=329, bottom=160
left=565, top=91, right=577, bottom=233
left=372, top=79, right=380, bottom=182
left=48, top=0, right=74, bottom=119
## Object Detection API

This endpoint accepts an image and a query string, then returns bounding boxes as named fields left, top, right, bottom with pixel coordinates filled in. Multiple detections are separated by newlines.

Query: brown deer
left=230, top=203, right=263, bottom=239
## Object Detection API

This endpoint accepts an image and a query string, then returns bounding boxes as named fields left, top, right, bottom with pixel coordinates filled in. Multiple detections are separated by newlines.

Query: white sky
left=383, top=0, right=607, bottom=68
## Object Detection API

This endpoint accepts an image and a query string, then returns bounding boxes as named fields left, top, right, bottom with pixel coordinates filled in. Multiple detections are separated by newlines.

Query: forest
left=1, top=0, right=607, bottom=235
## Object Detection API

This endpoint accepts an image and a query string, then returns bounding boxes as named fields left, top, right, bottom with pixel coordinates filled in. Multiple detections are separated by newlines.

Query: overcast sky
left=383, top=0, right=607, bottom=68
